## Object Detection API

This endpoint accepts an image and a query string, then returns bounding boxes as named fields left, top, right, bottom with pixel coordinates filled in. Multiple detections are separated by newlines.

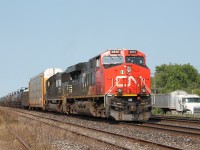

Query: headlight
left=142, top=87, right=146, bottom=93
left=117, top=88, right=123, bottom=94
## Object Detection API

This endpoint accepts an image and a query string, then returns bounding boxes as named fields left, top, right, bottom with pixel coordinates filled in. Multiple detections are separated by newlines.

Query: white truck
left=153, top=90, right=200, bottom=114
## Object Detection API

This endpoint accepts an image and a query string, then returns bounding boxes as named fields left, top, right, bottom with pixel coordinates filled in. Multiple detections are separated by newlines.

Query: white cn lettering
left=116, top=76, right=137, bottom=87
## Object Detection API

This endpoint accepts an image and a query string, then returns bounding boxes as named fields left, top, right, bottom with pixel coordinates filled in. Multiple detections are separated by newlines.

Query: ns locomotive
left=1, top=49, right=152, bottom=121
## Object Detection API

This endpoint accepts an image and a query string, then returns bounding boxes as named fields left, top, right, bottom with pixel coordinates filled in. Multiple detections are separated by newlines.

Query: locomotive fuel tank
left=74, top=101, right=96, bottom=116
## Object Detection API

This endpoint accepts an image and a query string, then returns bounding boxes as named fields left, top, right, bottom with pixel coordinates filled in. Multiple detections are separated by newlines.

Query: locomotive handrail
left=141, top=78, right=155, bottom=105
left=105, top=78, right=115, bottom=95
left=104, top=78, right=116, bottom=108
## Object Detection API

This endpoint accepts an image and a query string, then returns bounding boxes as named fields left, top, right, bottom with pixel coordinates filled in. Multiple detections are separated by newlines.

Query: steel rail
left=151, top=115, right=200, bottom=123
left=13, top=111, right=128, bottom=150
left=141, top=122, right=200, bottom=136
left=1, top=120, right=31, bottom=150
left=150, top=116, right=200, bottom=128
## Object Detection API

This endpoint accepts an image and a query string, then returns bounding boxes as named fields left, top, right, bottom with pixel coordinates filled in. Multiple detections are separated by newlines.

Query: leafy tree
left=190, top=74, right=200, bottom=95
left=152, top=63, right=199, bottom=94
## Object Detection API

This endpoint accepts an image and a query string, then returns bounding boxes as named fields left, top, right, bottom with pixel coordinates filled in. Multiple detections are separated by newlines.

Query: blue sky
left=0, top=0, right=200, bottom=96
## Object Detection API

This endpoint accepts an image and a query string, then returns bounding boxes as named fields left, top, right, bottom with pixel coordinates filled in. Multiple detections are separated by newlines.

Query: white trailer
left=29, top=68, right=63, bottom=109
left=153, top=90, right=200, bottom=114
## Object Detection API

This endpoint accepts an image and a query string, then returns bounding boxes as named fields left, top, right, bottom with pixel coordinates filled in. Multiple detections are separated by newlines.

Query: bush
left=152, top=107, right=165, bottom=115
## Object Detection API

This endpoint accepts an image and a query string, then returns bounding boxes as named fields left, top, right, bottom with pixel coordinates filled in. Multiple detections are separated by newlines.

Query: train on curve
left=0, top=49, right=152, bottom=121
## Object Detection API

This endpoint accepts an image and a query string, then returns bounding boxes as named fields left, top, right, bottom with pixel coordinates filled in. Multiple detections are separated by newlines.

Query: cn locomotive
left=0, top=49, right=152, bottom=121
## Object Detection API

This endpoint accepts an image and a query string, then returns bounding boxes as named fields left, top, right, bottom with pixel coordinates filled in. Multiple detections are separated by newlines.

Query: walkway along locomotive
left=45, top=49, right=152, bottom=121
left=0, top=49, right=152, bottom=121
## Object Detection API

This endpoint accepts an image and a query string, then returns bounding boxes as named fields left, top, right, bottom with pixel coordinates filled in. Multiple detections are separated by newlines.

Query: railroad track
left=11, top=109, right=182, bottom=150
left=150, top=115, right=200, bottom=128
left=118, top=115, right=200, bottom=138
left=1, top=120, right=31, bottom=150
left=151, top=115, right=200, bottom=123
left=14, top=110, right=129, bottom=150
left=137, top=122, right=200, bottom=137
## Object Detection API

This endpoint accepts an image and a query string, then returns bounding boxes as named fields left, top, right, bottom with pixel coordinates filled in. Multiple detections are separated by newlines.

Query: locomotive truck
left=153, top=90, right=200, bottom=114
left=0, top=49, right=152, bottom=121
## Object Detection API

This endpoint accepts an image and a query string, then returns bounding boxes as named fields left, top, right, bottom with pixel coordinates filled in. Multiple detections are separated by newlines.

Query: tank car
left=0, top=88, right=29, bottom=108
left=46, top=49, right=152, bottom=121
left=12, top=91, right=21, bottom=107
left=0, top=96, right=6, bottom=106
left=6, top=93, right=12, bottom=107
left=20, top=87, right=29, bottom=108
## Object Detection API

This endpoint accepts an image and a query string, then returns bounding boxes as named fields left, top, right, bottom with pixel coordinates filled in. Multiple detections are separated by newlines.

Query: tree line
left=151, top=63, right=200, bottom=95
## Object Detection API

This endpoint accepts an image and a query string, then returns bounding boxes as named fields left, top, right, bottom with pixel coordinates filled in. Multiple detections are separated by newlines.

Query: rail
left=13, top=109, right=182, bottom=150
left=1, top=120, right=31, bottom=150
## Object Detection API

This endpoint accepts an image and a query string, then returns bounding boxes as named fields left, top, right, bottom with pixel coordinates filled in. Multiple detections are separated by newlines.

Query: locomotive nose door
left=115, top=65, right=138, bottom=94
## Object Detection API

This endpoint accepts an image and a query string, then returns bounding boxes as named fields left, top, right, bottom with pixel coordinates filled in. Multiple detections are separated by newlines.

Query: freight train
left=0, top=49, right=152, bottom=121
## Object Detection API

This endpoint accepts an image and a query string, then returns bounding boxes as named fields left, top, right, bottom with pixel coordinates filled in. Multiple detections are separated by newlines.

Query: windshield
left=103, top=56, right=124, bottom=65
left=182, top=98, right=200, bottom=103
left=126, top=56, right=145, bottom=66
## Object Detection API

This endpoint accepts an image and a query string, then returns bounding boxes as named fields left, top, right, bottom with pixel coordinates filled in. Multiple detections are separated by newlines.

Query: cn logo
left=116, top=76, right=137, bottom=87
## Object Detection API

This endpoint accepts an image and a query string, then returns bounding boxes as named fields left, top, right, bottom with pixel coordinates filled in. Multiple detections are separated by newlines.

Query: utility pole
left=154, top=72, right=156, bottom=95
